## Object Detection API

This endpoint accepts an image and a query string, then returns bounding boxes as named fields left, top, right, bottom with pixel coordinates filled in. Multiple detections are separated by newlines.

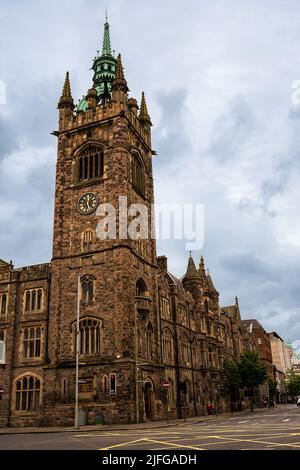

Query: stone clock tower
left=43, top=18, right=163, bottom=424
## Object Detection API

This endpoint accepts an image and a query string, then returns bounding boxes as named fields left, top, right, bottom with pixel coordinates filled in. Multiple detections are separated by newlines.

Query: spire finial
left=105, top=9, right=108, bottom=23
left=102, top=15, right=112, bottom=56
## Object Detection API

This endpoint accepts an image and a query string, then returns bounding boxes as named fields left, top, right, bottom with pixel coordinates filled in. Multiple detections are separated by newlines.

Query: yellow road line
left=209, top=435, right=300, bottom=449
left=99, top=438, right=148, bottom=450
left=141, top=438, right=205, bottom=451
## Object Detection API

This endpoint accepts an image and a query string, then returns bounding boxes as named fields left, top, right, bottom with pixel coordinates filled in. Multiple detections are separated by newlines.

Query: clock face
left=77, top=193, right=98, bottom=215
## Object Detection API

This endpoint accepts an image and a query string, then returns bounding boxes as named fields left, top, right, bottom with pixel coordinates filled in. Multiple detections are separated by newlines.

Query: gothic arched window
left=15, top=375, right=41, bottom=411
left=78, top=145, right=104, bottom=182
left=131, top=153, right=145, bottom=197
left=146, top=322, right=154, bottom=359
left=81, top=276, right=94, bottom=306
left=24, top=289, right=44, bottom=313
left=23, top=327, right=42, bottom=359
left=82, top=229, right=93, bottom=253
left=0, top=293, right=7, bottom=317
left=162, top=328, right=174, bottom=362
left=78, top=318, right=101, bottom=355
left=136, top=278, right=147, bottom=297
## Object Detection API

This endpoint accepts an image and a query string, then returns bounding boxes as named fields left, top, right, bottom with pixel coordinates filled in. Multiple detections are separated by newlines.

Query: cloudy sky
left=1, top=0, right=300, bottom=342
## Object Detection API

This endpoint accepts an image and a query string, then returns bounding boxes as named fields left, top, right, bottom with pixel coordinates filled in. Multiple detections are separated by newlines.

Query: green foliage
left=238, top=351, right=268, bottom=389
left=268, top=377, right=277, bottom=399
left=285, top=369, right=300, bottom=397
left=223, top=360, right=241, bottom=400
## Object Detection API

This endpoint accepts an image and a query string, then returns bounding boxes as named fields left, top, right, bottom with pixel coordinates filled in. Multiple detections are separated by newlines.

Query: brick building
left=0, top=19, right=254, bottom=427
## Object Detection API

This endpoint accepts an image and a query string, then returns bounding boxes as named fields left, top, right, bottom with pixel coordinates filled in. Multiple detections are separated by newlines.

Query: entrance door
left=144, top=382, right=153, bottom=420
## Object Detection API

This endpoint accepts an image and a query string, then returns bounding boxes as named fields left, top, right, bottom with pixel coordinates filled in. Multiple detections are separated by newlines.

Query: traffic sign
left=162, top=379, right=170, bottom=389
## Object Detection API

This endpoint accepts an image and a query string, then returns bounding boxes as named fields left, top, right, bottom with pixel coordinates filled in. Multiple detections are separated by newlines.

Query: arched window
left=136, top=278, right=147, bottom=297
left=62, top=378, right=68, bottom=398
left=131, top=154, right=145, bottom=197
left=24, top=289, right=44, bottom=313
left=78, top=146, right=104, bottom=182
left=181, top=334, right=190, bottom=365
left=23, top=327, right=42, bottom=359
left=37, top=290, right=43, bottom=311
left=146, top=322, right=154, bottom=359
left=162, top=329, right=174, bottom=362
left=0, top=330, right=5, bottom=365
left=102, top=375, right=108, bottom=394
left=15, top=375, right=41, bottom=411
left=78, top=318, right=101, bottom=355
left=0, top=293, right=7, bottom=317
left=81, top=276, right=94, bottom=306
left=82, top=229, right=93, bottom=253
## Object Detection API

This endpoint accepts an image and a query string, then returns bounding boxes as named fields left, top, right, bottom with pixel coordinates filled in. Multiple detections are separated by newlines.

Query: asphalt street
left=0, top=405, right=300, bottom=450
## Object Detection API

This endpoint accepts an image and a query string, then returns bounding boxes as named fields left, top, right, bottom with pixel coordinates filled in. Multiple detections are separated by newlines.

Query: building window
left=81, top=276, right=94, bottom=306
left=15, top=375, right=41, bottom=412
left=0, top=330, right=5, bottom=365
left=136, top=279, right=147, bottom=297
left=82, top=229, right=93, bottom=253
left=24, top=289, right=44, bottom=313
left=180, top=306, right=188, bottom=327
left=162, top=329, right=174, bottom=362
left=136, top=317, right=143, bottom=357
left=62, top=378, right=68, bottom=398
left=161, top=297, right=171, bottom=321
left=131, top=154, right=145, bottom=197
left=78, top=318, right=101, bottom=355
left=23, top=327, right=42, bottom=359
left=78, top=146, right=104, bottom=182
left=103, top=375, right=108, bottom=394
left=181, top=335, right=190, bottom=364
left=146, top=322, right=153, bottom=359
left=0, top=293, right=7, bottom=317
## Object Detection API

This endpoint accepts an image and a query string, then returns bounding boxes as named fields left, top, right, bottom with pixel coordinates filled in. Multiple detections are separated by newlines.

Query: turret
left=182, top=253, right=202, bottom=297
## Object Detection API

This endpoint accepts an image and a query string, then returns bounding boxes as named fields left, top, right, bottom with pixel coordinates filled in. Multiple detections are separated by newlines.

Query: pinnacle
left=58, top=71, right=74, bottom=109
left=139, top=92, right=152, bottom=125
left=115, top=54, right=125, bottom=80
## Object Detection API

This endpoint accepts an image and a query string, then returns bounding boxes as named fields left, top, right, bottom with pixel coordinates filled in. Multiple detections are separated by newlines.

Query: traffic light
left=109, top=373, right=117, bottom=395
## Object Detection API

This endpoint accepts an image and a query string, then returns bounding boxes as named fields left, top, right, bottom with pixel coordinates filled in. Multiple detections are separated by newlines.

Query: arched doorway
left=144, top=380, right=154, bottom=420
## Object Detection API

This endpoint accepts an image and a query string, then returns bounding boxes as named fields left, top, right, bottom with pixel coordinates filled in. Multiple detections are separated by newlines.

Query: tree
left=222, top=360, right=241, bottom=412
left=268, top=377, right=277, bottom=401
left=238, top=351, right=268, bottom=411
left=285, top=369, right=300, bottom=400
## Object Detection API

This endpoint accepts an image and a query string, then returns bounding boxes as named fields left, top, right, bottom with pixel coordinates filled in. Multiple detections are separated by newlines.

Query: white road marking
left=238, top=420, right=249, bottom=424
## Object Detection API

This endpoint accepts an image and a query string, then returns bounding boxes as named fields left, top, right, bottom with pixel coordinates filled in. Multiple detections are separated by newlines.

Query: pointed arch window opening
left=82, top=229, right=94, bottom=253
left=81, top=276, right=94, bottom=306
left=131, top=153, right=146, bottom=197
left=78, top=146, right=104, bottom=183
left=0, top=293, right=7, bottom=317
left=78, top=318, right=101, bottom=356
left=15, top=375, right=41, bottom=412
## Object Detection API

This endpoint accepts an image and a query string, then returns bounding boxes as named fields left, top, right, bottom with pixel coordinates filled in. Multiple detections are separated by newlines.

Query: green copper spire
left=102, top=13, right=112, bottom=57
left=77, top=15, right=116, bottom=112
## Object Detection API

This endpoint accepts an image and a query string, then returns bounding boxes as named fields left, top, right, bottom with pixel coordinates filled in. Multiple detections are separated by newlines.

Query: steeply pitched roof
left=206, top=273, right=219, bottom=295
left=0, top=259, right=10, bottom=267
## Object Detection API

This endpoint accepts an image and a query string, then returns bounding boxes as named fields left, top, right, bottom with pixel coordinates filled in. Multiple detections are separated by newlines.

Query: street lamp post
left=134, top=300, right=139, bottom=425
left=74, top=273, right=80, bottom=429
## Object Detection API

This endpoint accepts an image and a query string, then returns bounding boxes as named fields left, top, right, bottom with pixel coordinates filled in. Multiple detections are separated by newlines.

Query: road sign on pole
left=162, top=379, right=170, bottom=389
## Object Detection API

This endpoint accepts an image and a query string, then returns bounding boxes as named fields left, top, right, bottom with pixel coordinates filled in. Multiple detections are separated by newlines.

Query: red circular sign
left=162, top=380, right=170, bottom=388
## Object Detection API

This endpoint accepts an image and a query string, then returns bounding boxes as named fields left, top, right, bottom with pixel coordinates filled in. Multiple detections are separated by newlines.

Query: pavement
left=2, top=405, right=300, bottom=450
left=0, top=407, right=270, bottom=435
